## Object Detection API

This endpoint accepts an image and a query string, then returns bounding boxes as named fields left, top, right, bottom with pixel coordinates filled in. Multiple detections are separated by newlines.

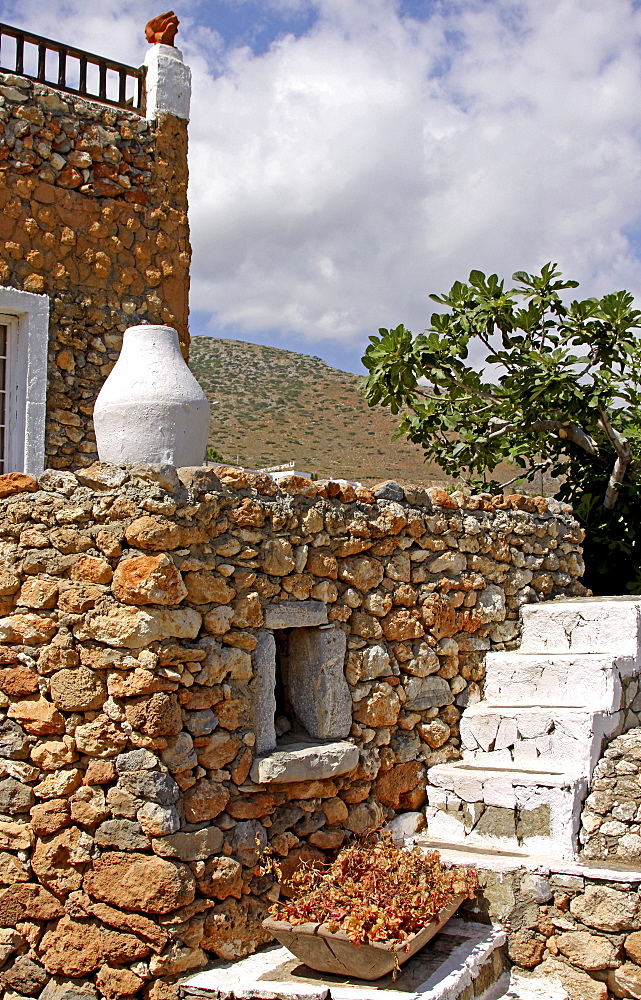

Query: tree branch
left=599, top=408, right=633, bottom=510
left=476, top=418, right=599, bottom=456
left=529, top=420, right=599, bottom=456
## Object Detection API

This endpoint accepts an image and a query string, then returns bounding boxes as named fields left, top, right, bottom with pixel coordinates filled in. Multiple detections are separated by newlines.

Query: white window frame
left=0, top=287, right=49, bottom=476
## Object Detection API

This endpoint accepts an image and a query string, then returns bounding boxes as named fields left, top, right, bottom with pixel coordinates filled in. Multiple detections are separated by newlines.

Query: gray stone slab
left=264, top=601, right=328, bottom=629
left=287, top=627, right=350, bottom=740
left=250, top=741, right=359, bottom=784
left=255, top=630, right=277, bottom=755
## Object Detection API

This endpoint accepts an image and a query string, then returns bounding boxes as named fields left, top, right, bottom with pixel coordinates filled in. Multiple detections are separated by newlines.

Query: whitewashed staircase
left=425, top=598, right=641, bottom=860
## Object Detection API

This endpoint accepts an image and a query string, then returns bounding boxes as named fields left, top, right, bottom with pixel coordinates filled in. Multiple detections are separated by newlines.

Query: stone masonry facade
left=0, top=463, right=586, bottom=999
left=581, top=728, right=641, bottom=865
left=0, top=70, right=190, bottom=471
left=464, top=860, right=641, bottom=1000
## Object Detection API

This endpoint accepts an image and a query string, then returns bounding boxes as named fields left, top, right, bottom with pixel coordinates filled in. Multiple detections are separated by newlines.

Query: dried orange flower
left=269, top=839, right=478, bottom=947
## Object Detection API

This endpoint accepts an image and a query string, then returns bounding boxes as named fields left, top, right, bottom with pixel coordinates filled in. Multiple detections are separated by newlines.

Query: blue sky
left=3, top=0, right=641, bottom=374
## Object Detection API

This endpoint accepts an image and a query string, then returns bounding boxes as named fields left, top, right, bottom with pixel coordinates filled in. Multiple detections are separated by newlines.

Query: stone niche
left=252, top=600, right=356, bottom=784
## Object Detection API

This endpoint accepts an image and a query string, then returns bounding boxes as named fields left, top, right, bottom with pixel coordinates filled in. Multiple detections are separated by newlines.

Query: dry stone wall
left=467, top=861, right=641, bottom=1000
left=0, top=71, right=190, bottom=470
left=0, top=465, right=586, bottom=999
left=580, top=728, right=641, bottom=864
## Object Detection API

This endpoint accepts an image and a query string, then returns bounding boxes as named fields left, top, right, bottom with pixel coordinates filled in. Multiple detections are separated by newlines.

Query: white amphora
left=93, top=324, right=211, bottom=467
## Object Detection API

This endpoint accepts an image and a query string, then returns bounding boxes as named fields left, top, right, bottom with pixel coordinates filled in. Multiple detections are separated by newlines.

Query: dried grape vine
left=269, top=840, right=478, bottom=947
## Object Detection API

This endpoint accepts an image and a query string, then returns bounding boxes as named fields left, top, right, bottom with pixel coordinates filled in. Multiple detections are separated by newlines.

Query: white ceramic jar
left=93, top=324, right=211, bottom=467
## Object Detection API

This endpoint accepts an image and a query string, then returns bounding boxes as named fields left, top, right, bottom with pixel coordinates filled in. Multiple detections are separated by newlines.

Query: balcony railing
left=0, top=22, right=145, bottom=113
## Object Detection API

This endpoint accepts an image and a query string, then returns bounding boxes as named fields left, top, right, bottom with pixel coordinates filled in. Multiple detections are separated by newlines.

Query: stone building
left=0, top=21, right=191, bottom=475
left=3, top=15, right=641, bottom=1000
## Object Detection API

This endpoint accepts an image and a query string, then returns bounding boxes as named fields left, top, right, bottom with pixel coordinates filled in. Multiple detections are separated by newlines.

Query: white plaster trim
left=144, top=44, right=191, bottom=121
left=0, top=286, right=49, bottom=476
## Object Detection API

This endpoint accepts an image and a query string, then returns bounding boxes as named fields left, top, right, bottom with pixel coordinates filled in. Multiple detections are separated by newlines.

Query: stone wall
left=580, top=728, right=641, bottom=864
left=0, top=465, right=586, bottom=999
left=0, top=71, right=190, bottom=470
left=464, top=857, right=641, bottom=1000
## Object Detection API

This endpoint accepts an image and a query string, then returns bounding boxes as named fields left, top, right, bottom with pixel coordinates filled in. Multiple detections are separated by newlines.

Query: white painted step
left=426, top=762, right=586, bottom=859
left=484, top=652, right=624, bottom=710
left=180, top=920, right=507, bottom=1000
left=459, top=704, right=619, bottom=776
left=519, top=597, right=641, bottom=657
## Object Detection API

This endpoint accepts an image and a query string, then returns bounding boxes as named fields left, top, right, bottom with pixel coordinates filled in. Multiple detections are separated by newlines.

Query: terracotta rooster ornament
left=145, top=10, right=179, bottom=46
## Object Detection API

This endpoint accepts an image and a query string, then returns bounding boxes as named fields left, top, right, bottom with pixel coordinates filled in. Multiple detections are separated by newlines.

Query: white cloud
left=187, top=0, right=641, bottom=357
left=3, top=0, right=641, bottom=366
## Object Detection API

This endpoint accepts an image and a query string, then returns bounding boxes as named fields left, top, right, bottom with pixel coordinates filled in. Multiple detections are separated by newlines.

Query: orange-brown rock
left=30, top=799, right=72, bottom=837
left=107, top=667, right=177, bottom=698
left=275, top=475, right=317, bottom=497
left=34, top=767, right=82, bottom=800
left=196, top=732, right=240, bottom=769
left=124, top=693, right=182, bottom=737
left=70, top=554, right=113, bottom=585
left=49, top=665, right=107, bottom=712
left=420, top=594, right=458, bottom=638
left=305, top=550, right=338, bottom=579
left=74, top=715, right=129, bottom=757
left=226, top=793, right=277, bottom=820
left=8, top=696, right=64, bottom=735
left=31, top=826, right=91, bottom=896
left=278, top=778, right=339, bottom=800
left=0, top=664, right=39, bottom=697
left=227, top=499, right=265, bottom=528
left=349, top=612, right=383, bottom=639
left=338, top=556, right=385, bottom=592
left=184, top=571, right=236, bottom=605
left=37, top=642, right=79, bottom=673
left=0, top=821, right=33, bottom=850
left=84, top=759, right=117, bottom=785
left=18, top=578, right=58, bottom=609
left=353, top=682, right=401, bottom=728
left=38, top=914, right=151, bottom=977
left=196, top=857, right=243, bottom=900
left=340, top=780, right=371, bottom=804
left=321, top=797, right=349, bottom=826
left=0, top=882, right=64, bottom=926
left=70, top=785, right=110, bottom=827
left=125, top=516, right=182, bottom=551
left=75, top=894, right=169, bottom=952
left=179, top=684, right=223, bottom=710
left=374, top=761, right=425, bottom=809
left=381, top=607, right=425, bottom=640
left=183, top=779, right=230, bottom=823
left=0, top=473, right=37, bottom=498
left=0, top=613, right=57, bottom=645
left=83, top=852, right=195, bottom=914
left=112, top=554, right=187, bottom=606
left=96, top=964, right=145, bottom=999
left=308, top=829, right=345, bottom=850
left=427, top=488, right=459, bottom=510
left=231, top=592, right=263, bottom=627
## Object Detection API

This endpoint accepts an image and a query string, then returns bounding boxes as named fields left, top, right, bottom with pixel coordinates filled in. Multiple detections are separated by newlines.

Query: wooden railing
left=0, top=22, right=145, bottom=113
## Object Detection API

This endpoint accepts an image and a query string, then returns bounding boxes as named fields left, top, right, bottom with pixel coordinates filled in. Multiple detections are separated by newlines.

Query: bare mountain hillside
left=188, top=337, right=450, bottom=486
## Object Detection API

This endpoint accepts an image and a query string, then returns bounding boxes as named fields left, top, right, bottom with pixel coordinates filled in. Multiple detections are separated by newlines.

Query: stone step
left=484, top=652, right=624, bottom=710
left=179, top=920, right=508, bottom=1000
left=425, top=762, right=587, bottom=859
left=519, top=597, right=641, bottom=657
left=459, top=705, right=619, bottom=776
